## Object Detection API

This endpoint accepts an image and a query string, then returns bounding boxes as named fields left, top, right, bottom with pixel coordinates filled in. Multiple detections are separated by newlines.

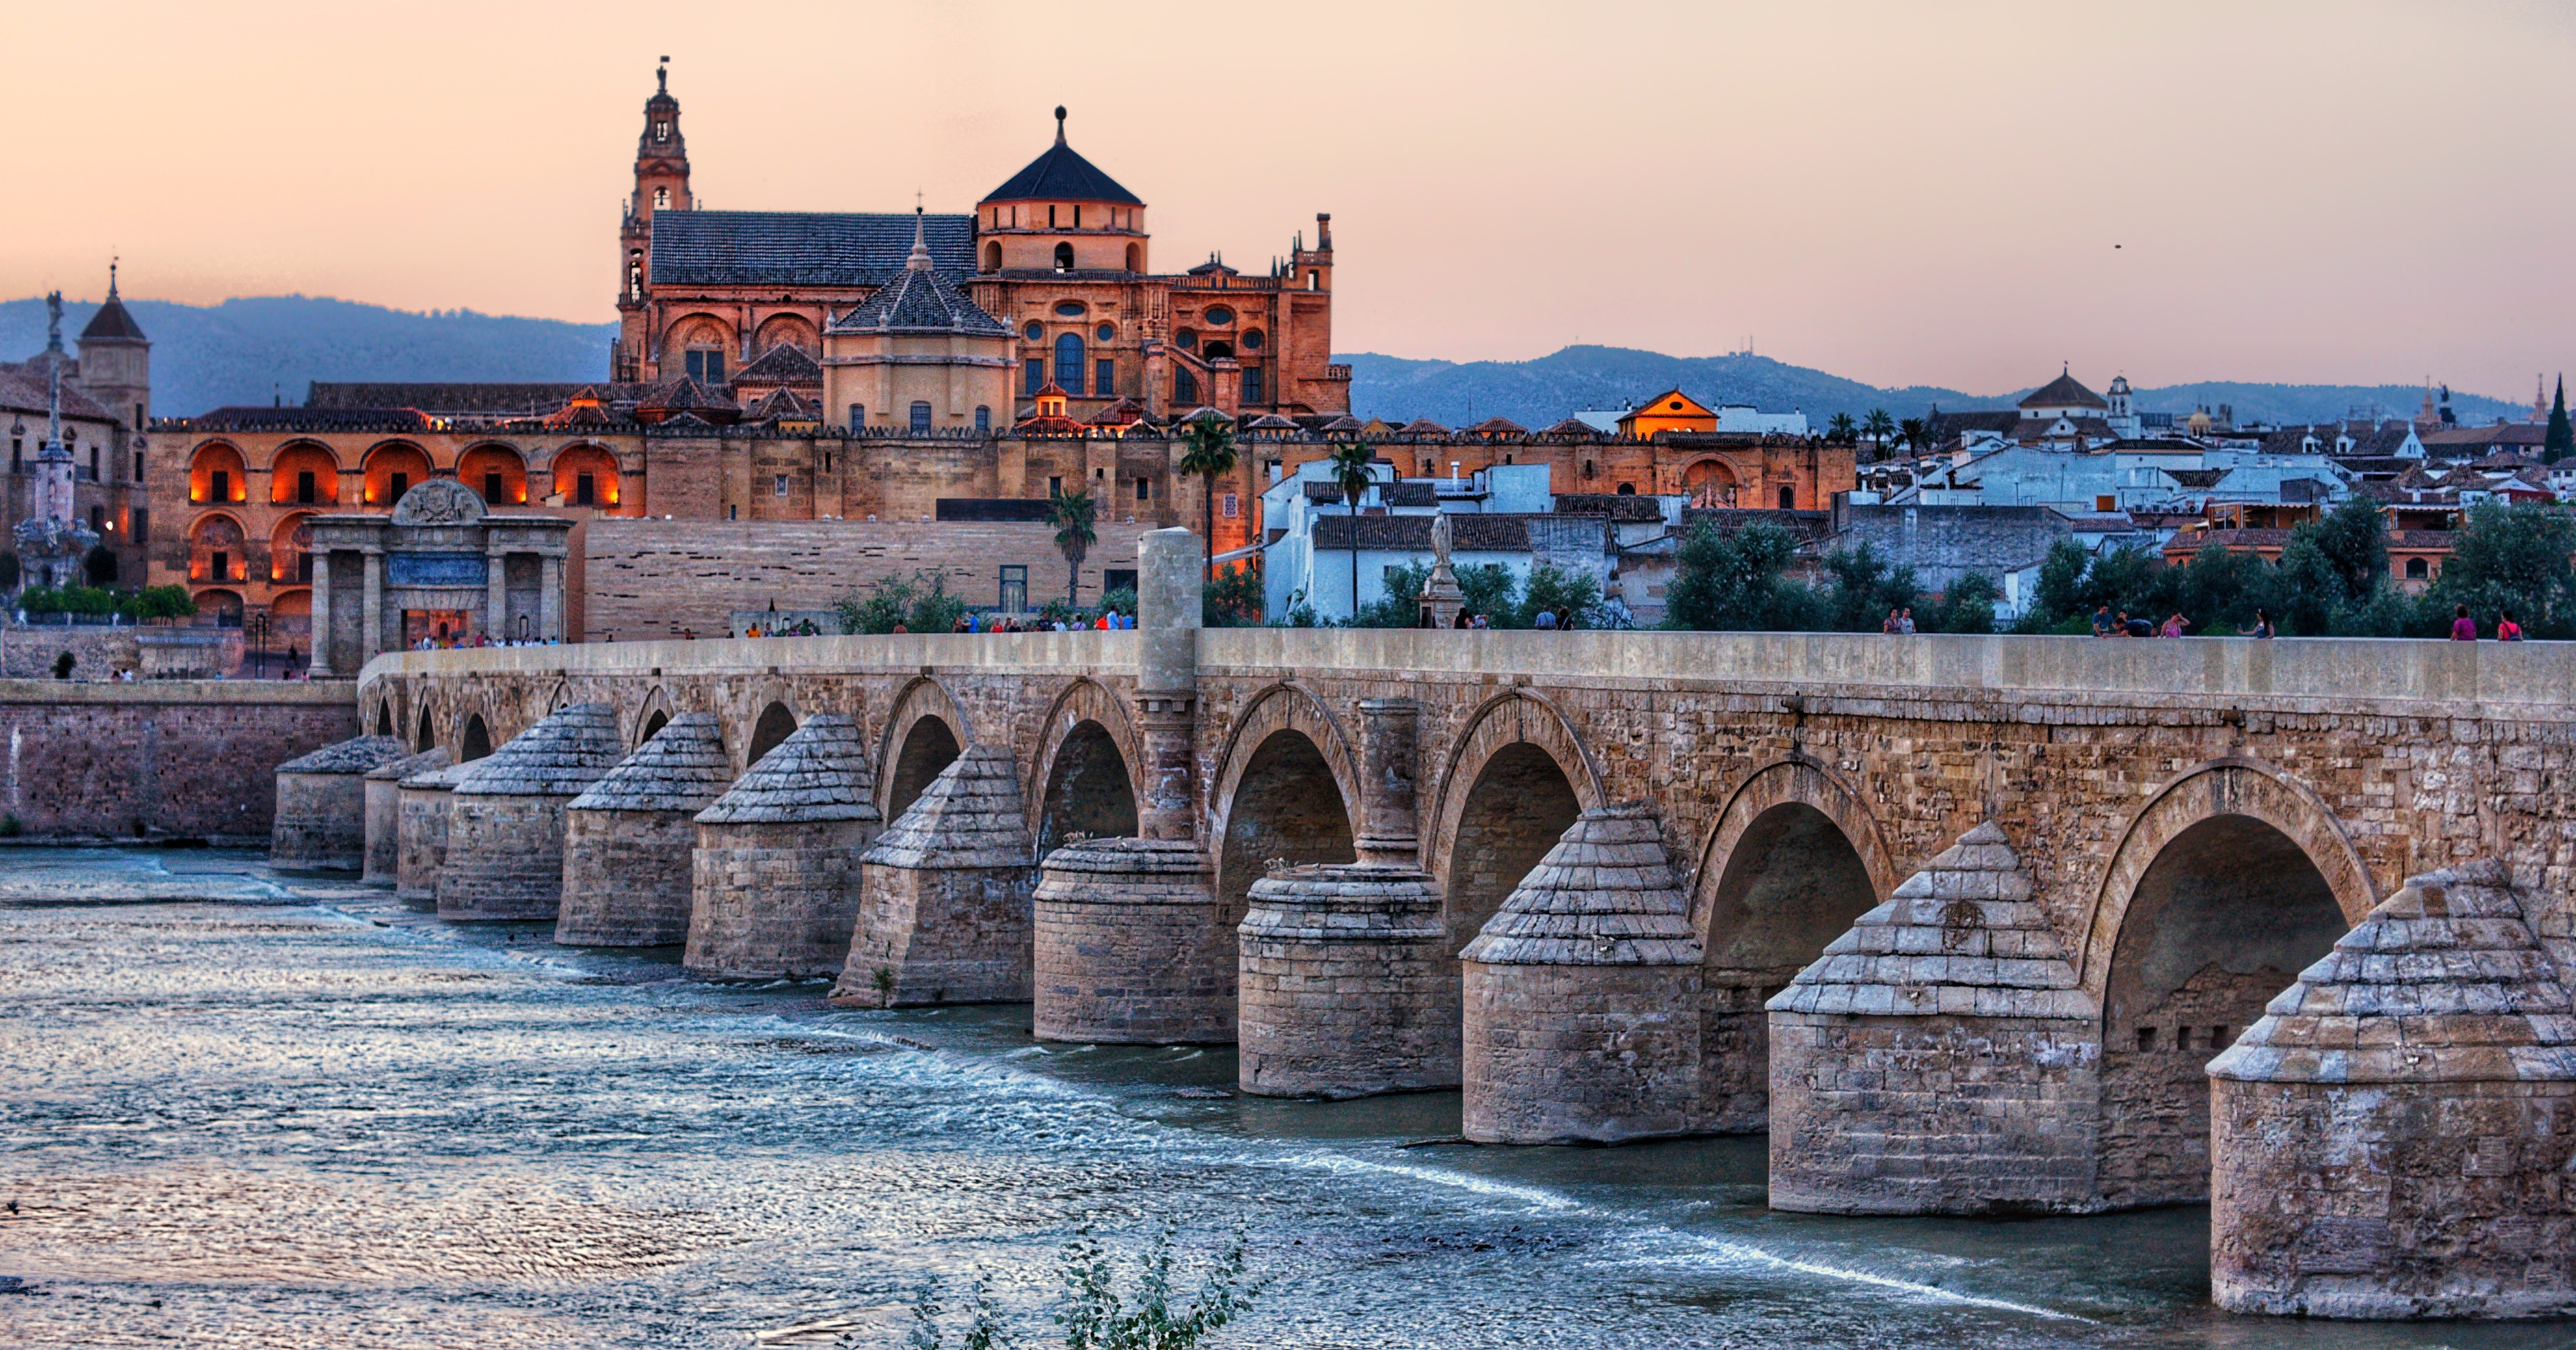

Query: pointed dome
left=1770, top=821, right=2092, bottom=1019
left=827, top=267, right=1009, bottom=336
left=981, top=107, right=1143, bottom=206
left=694, top=714, right=878, bottom=825
left=863, top=745, right=1032, bottom=870
left=364, top=745, right=452, bottom=783
left=451, top=703, right=625, bottom=796
left=1459, top=803, right=1701, bottom=966
left=2212, top=860, right=2576, bottom=1086
left=568, top=712, right=733, bottom=813
left=277, top=735, right=411, bottom=776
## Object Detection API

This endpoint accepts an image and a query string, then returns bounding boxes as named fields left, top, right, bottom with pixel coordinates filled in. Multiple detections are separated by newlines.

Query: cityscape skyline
left=4, top=0, right=2570, bottom=398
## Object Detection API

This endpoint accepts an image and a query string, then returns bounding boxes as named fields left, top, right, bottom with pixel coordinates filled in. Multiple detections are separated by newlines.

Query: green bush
left=876, top=1221, right=1259, bottom=1350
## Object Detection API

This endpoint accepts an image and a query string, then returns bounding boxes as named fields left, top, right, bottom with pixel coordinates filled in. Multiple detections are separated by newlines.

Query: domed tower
left=615, top=59, right=692, bottom=380
left=975, top=107, right=1146, bottom=275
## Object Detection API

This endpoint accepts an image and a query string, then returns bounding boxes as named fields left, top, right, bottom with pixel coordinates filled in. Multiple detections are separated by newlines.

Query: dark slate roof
left=191, top=405, right=431, bottom=431
left=827, top=267, right=1010, bottom=336
left=2017, top=370, right=2108, bottom=409
left=1384, top=481, right=1437, bottom=508
left=732, top=342, right=822, bottom=385
left=0, top=367, right=117, bottom=422
left=983, top=124, right=1145, bottom=206
left=79, top=295, right=146, bottom=342
left=649, top=210, right=975, bottom=287
left=277, top=735, right=411, bottom=776
left=1553, top=493, right=1666, bottom=522
left=307, top=382, right=605, bottom=415
left=1312, top=514, right=1531, bottom=552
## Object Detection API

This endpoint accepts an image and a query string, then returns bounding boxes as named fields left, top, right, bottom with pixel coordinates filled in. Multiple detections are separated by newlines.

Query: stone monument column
left=308, top=551, right=335, bottom=677
left=1134, top=526, right=1201, bottom=841
left=1417, top=512, right=1464, bottom=629
left=541, top=554, right=565, bottom=641
left=484, top=545, right=509, bottom=641
left=1354, top=698, right=1420, bottom=865
left=359, top=546, right=385, bottom=662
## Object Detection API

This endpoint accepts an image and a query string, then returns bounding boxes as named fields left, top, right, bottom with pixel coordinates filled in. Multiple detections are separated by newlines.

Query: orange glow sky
left=5, top=0, right=2570, bottom=398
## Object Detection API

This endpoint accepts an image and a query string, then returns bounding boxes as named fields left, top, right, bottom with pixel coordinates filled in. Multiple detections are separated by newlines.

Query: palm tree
left=1862, top=408, right=1896, bottom=457
left=1178, top=411, right=1240, bottom=579
left=1898, top=417, right=1929, bottom=458
left=1827, top=411, right=1857, bottom=445
left=1328, top=440, right=1377, bottom=621
left=1048, top=486, right=1097, bottom=609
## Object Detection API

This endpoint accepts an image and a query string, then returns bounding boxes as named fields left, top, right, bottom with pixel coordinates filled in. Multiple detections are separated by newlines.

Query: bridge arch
left=1209, top=684, right=1362, bottom=928
left=1030, top=678, right=1142, bottom=857
left=414, top=702, right=437, bottom=754
left=2081, top=758, right=2372, bottom=1209
left=632, top=685, right=676, bottom=747
left=876, top=677, right=972, bottom=822
left=1688, top=756, right=1896, bottom=1132
left=1427, top=689, right=1606, bottom=948
left=745, top=700, right=799, bottom=770
left=459, top=712, right=493, bottom=763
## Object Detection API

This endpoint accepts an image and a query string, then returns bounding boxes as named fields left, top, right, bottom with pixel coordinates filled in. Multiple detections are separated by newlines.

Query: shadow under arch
left=876, top=677, right=972, bottom=821
left=631, top=685, right=675, bottom=749
left=2081, top=758, right=2372, bottom=1209
left=1207, top=683, right=1362, bottom=917
left=1425, top=690, right=1605, bottom=954
left=414, top=704, right=437, bottom=754
left=745, top=701, right=799, bottom=769
left=1688, top=756, right=1895, bottom=1133
left=1029, top=679, right=1143, bottom=858
left=460, top=714, right=493, bottom=763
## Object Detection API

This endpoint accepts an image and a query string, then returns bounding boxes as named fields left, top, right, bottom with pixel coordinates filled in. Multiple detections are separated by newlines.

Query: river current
left=2, top=848, right=2567, bottom=1349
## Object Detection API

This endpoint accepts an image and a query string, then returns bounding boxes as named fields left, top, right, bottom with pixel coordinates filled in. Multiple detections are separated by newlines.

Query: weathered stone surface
left=270, top=735, right=410, bottom=871
left=438, top=703, right=623, bottom=920
left=1767, top=821, right=2104, bottom=1214
left=362, top=747, right=448, bottom=885
left=687, top=714, right=880, bottom=978
left=1237, top=862, right=1453, bottom=1098
left=395, top=760, right=468, bottom=903
left=838, top=744, right=1035, bottom=1005
left=555, top=714, right=731, bottom=947
left=2210, top=861, right=2576, bottom=1319
left=1461, top=803, right=1704, bottom=1143
left=1033, top=837, right=1228, bottom=1043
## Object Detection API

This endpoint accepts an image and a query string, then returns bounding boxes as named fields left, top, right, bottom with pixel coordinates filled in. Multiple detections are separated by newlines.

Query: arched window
left=910, top=401, right=933, bottom=433
left=1125, top=243, right=1142, bottom=272
left=1615, top=482, right=1637, bottom=496
left=2405, top=556, right=2429, bottom=580
left=1053, top=242, right=1075, bottom=270
left=1174, top=369, right=1198, bottom=405
left=975, top=406, right=991, bottom=434
left=1054, top=333, right=1086, bottom=395
left=1054, top=301, right=1086, bottom=317
left=983, top=241, right=1002, bottom=272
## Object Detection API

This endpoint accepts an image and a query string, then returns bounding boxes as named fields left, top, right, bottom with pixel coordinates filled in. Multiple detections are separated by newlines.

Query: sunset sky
left=5, top=1, right=2570, bottom=398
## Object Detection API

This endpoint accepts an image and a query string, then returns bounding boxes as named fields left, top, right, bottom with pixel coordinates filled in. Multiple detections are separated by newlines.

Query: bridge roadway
left=338, top=542, right=2576, bottom=1318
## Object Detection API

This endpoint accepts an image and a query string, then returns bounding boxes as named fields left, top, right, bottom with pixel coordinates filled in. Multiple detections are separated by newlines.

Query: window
left=773, top=474, right=789, bottom=498
left=90, top=505, right=104, bottom=533
left=1779, top=485, right=1795, bottom=510
left=1025, top=358, right=1045, bottom=394
left=1267, top=459, right=1282, bottom=483
left=821, top=452, right=832, bottom=472
left=1048, top=205, right=1057, bottom=228
left=1073, top=204, right=1082, bottom=228
left=2405, top=556, right=2429, bottom=580
left=685, top=349, right=724, bottom=382
left=1242, top=329, right=1264, bottom=352
left=1053, top=242, right=1074, bottom=270
left=211, top=550, right=229, bottom=580
left=8, top=438, right=17, bottom=472
left=1174, top=369, right=1198, bottom=404
left=1616, top=482, right=1636, bottom=496
left=1096, top=322, right=1114, bottom=342
left=983, top=241, right=1002, bottom=271
left=389, top=471, right=409, bottom=502
left=211, top=469, right=230, bottom=502
left=484, top=471, right=504, bottom=505
left=1096, top=358, right=1115, bottom=396
left=1204, top=306, right=1235, bottom=326
left=1174, top=328, right=1196, bottom=351
left=133, top=403, right=144, bottom=431
left=653, top=120, right=669, bottom=143
left=975, top=405, right=991, bottom=433
left=133, top=451, right=144, bottom=480
left=910, top=401, right=933, bottom=433
left=1222, top=493, right=1239, bottom=519
left=296, top=549, right=312, bottom=584
left=1243, top=367, right=1263, bottom=404
left=1307, top=270, right=1319, bottom=290
left=654, top=186, right=669, bottom=209
left=1054, top=301, right=1086, bottom=317
left=1055, top=333, right=1086, bottom=395
left=1048, top=476, right=1062, bottom=496
left=1024, top=320, right=1043, bottom=341
left=849, top=404, right=865, bottom=431
left=1135, top=477, right=1150, bottom=501
left=999, top=565, right=1027, bottom=612
left=297, top=470, right=316, bottom=504
left=2095, top=494, right=2116, bottom=512
left=576, top=472, right=597, bottom=506
left=1582, top=459, right=1596, bottom=479
left=1103, top=567, right=1137, bottom=595
left=131, top=509, right=147, bottom=544
left=727, top=504, right=737, bottom=520
left=88, top=447, right=99, bottom=480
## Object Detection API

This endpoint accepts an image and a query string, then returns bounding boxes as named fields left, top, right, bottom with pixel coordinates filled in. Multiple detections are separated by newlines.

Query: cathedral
left=614, top=63, right=1349, bottom=427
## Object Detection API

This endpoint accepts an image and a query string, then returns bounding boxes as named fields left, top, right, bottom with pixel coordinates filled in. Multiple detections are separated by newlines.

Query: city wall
left=2, top=679, right=354, bottom=839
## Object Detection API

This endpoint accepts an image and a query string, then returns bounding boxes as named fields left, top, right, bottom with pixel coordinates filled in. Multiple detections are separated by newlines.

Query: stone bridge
left=317, top=531, right=2576, bottom=1319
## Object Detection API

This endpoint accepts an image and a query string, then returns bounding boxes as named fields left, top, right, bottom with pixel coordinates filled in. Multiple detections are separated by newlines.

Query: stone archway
left=1690, top=758, right=1894, bottom=1133
left=460, top=714, right=492, bottom=763
left=414, top=704, right=437, bottom=754
left=1027, top=679, right=1143, bottom=849
left=2081, top=760, right=2371, bottom=1210
left=876, top=677, right=972, bottom=821
left=1207, top=684, right=1362, bottom=919
left=632, top=685, right=675, bottom=749
left=1427, top=692, right=1605, bottom=954
left=745, top=701, right=798, bottom=769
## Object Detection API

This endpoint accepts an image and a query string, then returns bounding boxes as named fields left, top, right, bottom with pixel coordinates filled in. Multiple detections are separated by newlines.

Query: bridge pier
left=395, top=759, right=468, bottom=903
left=436, top=703, right=623, bottom=920
left=838, top=744, right=1036, bottom=1005
left=270, top=735, right=409, bottom=871
left=1460, top=803, right=1705, bottom=1143
left=555, top=712, right=732, bottom=946
left=362, top=747, right=446, bottom=885
left=1765, top=822, right=2103, bottom=1214
left=2211, top=861, right=2576, bottom=1319
left=687, top=713, right=880, bottom=979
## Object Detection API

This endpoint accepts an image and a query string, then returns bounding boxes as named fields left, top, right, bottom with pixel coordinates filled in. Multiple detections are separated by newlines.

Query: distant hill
left=0, top=295, right=619, bottom=417
left=1340, top=345, right=2526, bottom=430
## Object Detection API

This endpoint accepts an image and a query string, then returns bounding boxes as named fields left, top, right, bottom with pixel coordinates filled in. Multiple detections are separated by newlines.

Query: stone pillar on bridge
left=1238, top=696, right=1459, bottom=1098
left=1461, top=803, right=1705, bottom=1143
left=436, top=703, right=624, bottom=920
left=687, top=714, right=881, bottom=979
left=1034, top=527, right=1232, bottom=1044
left=555, top=713, right=732, bottom=947
left=1765, top=822, right=2102, bottom=1215
left=362, top=746, right=449, bottom=885
left=2210, top=860, right=2576, bottom=1320
left=269, top=734, right=411, bottom=871
left=396, top=760, right=469, bottom=903
left=838, top=744, right=1039, bottom=1006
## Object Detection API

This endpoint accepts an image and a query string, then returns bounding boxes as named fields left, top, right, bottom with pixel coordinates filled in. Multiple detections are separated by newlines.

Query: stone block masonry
left=0, top=679, right=352, bottom=840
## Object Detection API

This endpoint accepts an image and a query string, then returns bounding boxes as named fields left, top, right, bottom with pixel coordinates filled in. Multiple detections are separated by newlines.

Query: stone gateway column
left=436, top=703, right=624, bottom=920
left=2208, top=861, right=2576, bottom=1319
left=1034, top=528, right=1232, bottom=1044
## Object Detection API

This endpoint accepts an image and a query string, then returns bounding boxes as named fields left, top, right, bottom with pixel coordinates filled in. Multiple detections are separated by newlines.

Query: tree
left=1327, top=440, right=1376, bottom=620
left=2025, top=538, right=2091, bottom=630
left=1663, top=521, right=1814, bottom=631
left=1861, top=409, right=1897, bottom=458
left=2303, top=496, right=2388, bottom=605
left=1518, top=563, right=1603, bottom=628
left=1826, top=411, right=1857, bottom=446
left=1897, top=417, right=1930, bottom=458
left=1048, top=486, right=1098, bottom=609
left=1925, top=573, right=1999, bottom=633
left=1202, top=561, right=1263, bottom=628
left=2438, top=500, right=2576, bottom=636
left=1455, top=563, right=1516, bottom=625
left=2548, top=374, right=2572, bottom=465
left=1178, top=411, right=1240, bottom=576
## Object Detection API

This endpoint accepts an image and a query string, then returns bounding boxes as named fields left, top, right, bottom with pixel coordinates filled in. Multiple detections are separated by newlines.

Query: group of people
left=742, top=618, right=823, bottom=638
left=949, top=612, right=1133, bottom=633
left=2091, top=606, right=2199, bottom=639
left=411, top=633, right=559, bottom=650
left=1435, top=608, right=1579, bottom=630
left=2451, top=605, right=2526, bottom=642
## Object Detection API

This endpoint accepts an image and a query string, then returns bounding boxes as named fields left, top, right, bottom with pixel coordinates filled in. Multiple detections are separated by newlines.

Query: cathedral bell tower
left=616, top=58, right=691, bottom=382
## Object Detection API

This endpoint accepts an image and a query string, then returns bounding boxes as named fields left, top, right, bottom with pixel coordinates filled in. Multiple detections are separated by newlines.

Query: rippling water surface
left=3, top=848, right=2570, bottom=1349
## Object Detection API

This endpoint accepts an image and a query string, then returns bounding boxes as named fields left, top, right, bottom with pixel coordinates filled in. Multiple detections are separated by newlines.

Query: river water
left=2, top=848, right=2569, bottom=1349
